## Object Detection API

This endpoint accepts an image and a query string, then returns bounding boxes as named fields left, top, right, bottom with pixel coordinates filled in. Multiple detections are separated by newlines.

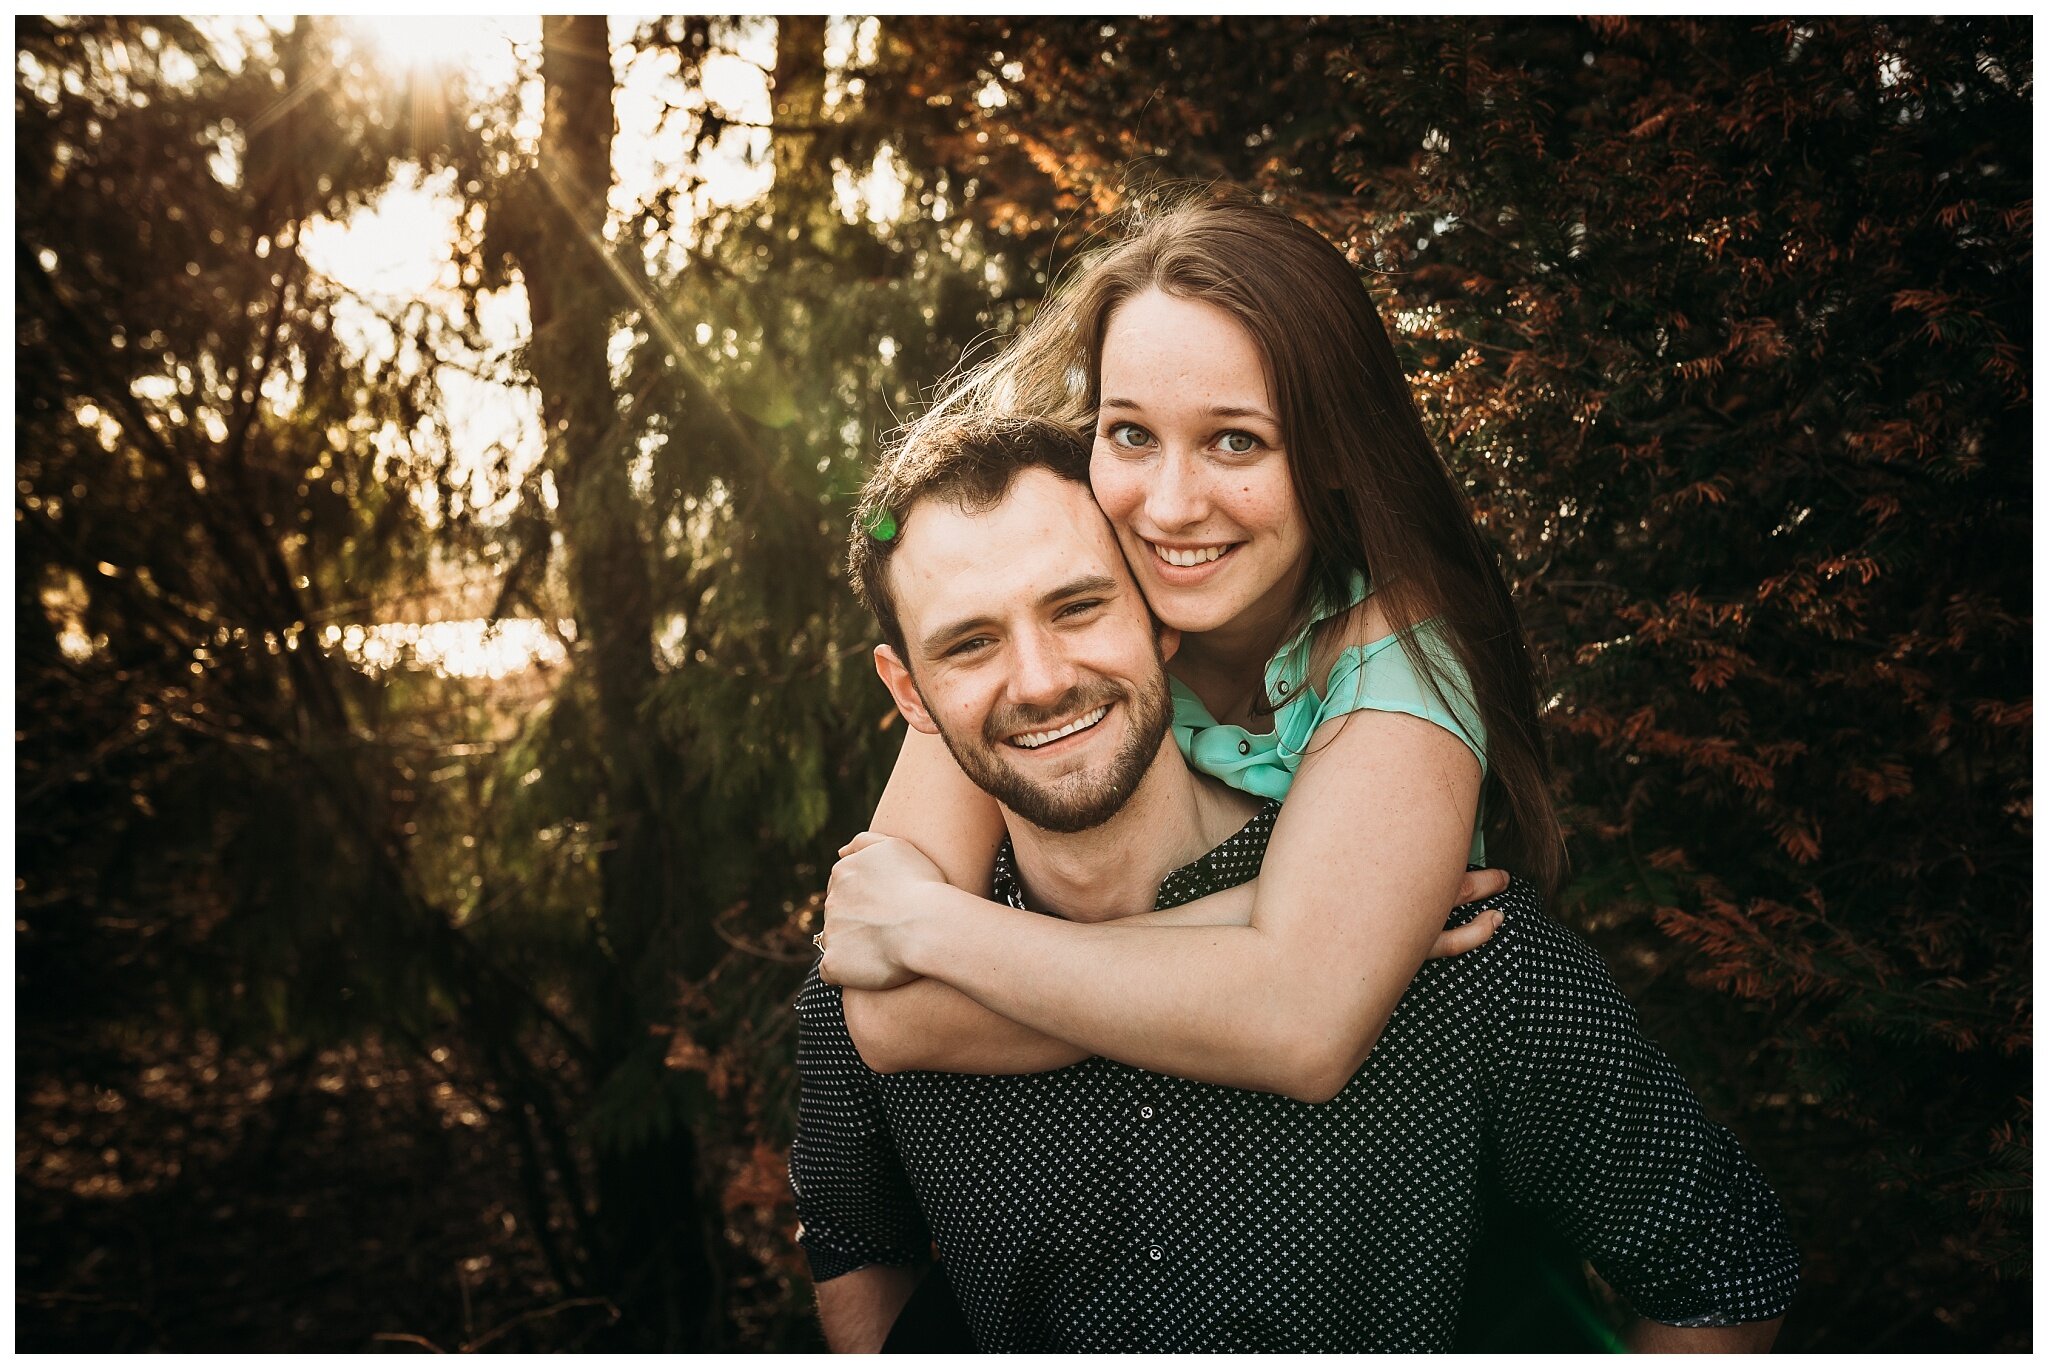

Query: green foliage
left=16, top=15, right=492, bottom=1052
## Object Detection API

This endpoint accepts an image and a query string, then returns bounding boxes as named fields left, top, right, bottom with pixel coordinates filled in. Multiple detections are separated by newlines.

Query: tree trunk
left=772, top=16, right=830, bottom=240
left=525, top=15, right=716, bottom=1347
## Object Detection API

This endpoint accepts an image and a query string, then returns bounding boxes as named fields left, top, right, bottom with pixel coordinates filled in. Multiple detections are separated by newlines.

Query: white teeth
left=1152, top=543, right=1228, bottom=567
left=1011, top=705, right=1109, bottom=750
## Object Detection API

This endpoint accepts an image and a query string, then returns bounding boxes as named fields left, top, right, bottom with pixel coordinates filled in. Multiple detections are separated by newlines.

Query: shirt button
left=1147, top=1245, right=1164, bottom=1261
left=1138, top=1104, right=1155, bottom=1120
left=1277, top=680, right=1289, bottom=695
left=1236, top=739, right=1250, bottom=755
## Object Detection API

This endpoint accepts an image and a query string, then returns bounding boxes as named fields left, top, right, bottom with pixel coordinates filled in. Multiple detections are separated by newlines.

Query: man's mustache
left=982, top=682, right=1124, bottom=744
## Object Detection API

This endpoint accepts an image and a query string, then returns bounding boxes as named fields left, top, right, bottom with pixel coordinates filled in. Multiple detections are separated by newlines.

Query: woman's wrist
left=893, top=881, right=983, bottom=980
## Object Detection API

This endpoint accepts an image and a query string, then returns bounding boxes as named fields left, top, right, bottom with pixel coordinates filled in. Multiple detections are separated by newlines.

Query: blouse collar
left=1171, top=569, right=1370, bottom=739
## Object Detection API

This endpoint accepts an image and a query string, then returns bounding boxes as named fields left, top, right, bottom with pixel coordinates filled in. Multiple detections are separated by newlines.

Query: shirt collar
left=991, top=800, right=1279, bottom=913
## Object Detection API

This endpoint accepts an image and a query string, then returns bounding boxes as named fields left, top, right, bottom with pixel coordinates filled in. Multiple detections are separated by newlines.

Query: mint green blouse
left=1170, top=575, right=1489, bottom=863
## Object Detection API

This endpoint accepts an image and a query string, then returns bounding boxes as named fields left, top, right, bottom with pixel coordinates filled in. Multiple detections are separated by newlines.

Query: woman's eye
left=1218, top=431, right=1261, bottom=455
left=1104, top=421, right=1153, bottom=449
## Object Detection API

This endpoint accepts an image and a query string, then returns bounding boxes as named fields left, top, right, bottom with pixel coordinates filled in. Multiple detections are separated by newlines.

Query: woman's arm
left=828, top=709, right=1482, bottom=1102
left=842, top=871, right=1504, bottom=1074
left=866, top=725, right=1007, bottom=893
left=850, top=726, right=1260, bottom=1075
left=847, top=726, right=1083, bottom=1071
left=843, top=880, right=1257, bottom=1074
left=845, top=876, right=1290, bottom=1074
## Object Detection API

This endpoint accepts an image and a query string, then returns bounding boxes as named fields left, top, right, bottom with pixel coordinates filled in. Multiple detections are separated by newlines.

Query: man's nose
left=1144, top=449, right=1208, bottom=530
left=1008, top=626, right=1079, bottom=707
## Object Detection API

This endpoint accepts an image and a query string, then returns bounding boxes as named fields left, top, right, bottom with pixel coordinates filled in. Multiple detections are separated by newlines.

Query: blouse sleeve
left=1318, top=620, right=1488, bottom=775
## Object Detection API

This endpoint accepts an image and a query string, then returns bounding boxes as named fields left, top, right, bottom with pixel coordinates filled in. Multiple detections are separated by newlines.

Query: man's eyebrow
left=917, top=573, right=1121, bottom=658
left=1099, top=397, right=1276, bottom=422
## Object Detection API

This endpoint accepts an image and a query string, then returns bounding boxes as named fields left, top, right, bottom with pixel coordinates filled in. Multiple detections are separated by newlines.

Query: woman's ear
left=1155, top=621, right=1182, bottom=664
left=873, top=644, right=939, bottom=735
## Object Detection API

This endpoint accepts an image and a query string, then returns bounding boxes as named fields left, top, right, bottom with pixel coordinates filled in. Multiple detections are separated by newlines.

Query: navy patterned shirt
left=790, top=803, right=1797, bottom=1350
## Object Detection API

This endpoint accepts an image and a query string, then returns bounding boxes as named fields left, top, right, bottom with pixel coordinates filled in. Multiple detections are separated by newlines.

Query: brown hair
left=849, top=413, right=1092, bottom=659
left=916, top=189, right=1566, bottom=895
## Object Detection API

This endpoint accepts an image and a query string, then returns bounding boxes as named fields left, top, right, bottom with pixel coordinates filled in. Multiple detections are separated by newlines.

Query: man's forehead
left=892, top=471, right=1128, bottom=624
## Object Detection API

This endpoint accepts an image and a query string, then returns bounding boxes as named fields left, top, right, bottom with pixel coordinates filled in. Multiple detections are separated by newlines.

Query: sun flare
left=351, top=14, right=521, bottom=80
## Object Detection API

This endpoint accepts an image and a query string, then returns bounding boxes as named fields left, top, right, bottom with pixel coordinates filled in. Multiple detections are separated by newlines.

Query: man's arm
left=791, top=967, right=936, bottom=1333
left=1628, top=1316, right=1782, bottom=1352
left=815, top=1264, right=922, bottom=1353
left=1490, top=894, right=1799, bottom=1346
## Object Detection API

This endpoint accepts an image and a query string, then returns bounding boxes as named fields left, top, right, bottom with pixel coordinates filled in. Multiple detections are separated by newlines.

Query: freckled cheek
left=1088, top=464, right=1138, bottom=521
left=1243, top=477, right=1306, bottom=540
left=955, top=683, right=1002, bottom=736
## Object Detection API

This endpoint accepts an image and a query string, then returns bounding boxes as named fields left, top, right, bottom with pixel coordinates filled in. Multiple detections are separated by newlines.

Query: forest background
left=14, top=14, right=2031, bottom=1353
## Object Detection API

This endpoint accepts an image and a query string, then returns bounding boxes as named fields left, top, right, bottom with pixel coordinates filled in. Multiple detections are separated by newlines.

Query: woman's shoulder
left=1306, top=589, right=1424, bottom=685
left=1308, top=594, right=1486, bottom=769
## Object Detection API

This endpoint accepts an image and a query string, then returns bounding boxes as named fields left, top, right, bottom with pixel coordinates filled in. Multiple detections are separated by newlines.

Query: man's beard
left=930, top=668, right=1173, bottom=835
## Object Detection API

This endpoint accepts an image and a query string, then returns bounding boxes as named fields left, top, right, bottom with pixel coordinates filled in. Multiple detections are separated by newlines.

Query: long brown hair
left=911, top=189, right=1565, bottom=895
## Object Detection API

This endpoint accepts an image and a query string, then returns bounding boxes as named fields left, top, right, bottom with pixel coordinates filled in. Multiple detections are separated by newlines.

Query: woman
left=819, top=191, right=1563, bottom=1102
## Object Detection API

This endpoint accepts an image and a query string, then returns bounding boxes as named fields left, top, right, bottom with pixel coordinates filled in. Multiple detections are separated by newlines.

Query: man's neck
left=1003, top=739, right=1259, bottom=923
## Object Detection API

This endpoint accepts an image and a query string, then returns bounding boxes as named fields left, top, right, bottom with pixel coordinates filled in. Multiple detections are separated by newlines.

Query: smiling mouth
left=1147, top=540, right=1237, bottom=568
left=1007, top=704, right=1110, bottom=750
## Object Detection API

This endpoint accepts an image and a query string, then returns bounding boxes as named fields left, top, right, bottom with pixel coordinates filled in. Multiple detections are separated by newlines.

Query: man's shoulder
left=1485, top=885, right=1633, bottom=998
left=1461, top=882, right=1669, bottom=1078
left=1154, top=799, right=1278, bottom=910
left=1421, top=874, right=1611, bottom=975
left=1395, top=875, right=1633, bottom=1037
left=796, top=963, right=866, bottom=1065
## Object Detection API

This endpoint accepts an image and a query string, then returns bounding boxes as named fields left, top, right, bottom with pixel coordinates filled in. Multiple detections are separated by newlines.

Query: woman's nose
left=1144, top=450, right=1208, bottom=530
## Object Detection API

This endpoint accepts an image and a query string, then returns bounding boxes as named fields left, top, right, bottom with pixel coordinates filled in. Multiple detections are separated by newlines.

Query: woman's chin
left=1140, top=585, right=1241, bottom=638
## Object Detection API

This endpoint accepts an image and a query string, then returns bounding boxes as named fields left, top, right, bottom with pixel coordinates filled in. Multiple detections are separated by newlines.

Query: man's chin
left=938, top=676, right=1173, bottom=835
left=1000, top=789, right=1126, bottom=835
left=964, top=757, right=1145, bottom=835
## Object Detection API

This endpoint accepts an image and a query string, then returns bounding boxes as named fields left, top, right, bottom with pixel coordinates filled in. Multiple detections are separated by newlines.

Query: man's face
left=877, top=468, right=1175, bottom=834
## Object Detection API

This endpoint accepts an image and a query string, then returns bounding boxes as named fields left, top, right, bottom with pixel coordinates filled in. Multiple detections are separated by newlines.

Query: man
left=791, top=416, right=1797, bottom=1352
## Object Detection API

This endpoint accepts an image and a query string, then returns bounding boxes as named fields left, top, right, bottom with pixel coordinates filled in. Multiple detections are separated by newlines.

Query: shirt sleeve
left=1489, top=913, right=1800, bottom=1326
left=790, top=964, right=932, bottom=1281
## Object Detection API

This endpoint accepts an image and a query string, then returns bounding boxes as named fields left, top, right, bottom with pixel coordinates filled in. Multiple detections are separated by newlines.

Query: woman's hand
left=820, top=831, right=950, bottom=991
left=1427, top=868, right=1509, bottom=958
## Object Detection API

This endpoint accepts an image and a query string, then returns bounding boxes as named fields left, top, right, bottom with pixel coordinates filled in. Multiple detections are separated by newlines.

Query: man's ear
left=1155, top=621, right=1182, bottom=665
left=873, top=644, right=939, bottom=735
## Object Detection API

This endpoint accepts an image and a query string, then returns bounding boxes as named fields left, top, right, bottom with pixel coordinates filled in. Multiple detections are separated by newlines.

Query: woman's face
left=1089, top=289, right=1310, bottom=649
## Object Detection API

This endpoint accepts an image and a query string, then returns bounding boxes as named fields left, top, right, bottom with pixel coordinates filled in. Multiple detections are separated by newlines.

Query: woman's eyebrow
left=1100, top=396, right=1275, bottom=422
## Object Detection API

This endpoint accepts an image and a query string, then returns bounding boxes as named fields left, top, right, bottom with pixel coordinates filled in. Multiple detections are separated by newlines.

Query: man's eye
left=1058, top=599, right=1104, bottom=619
left=945, top=636, right=993, bottom=657
left=1104, top=421, right=1153, bottom=448
left=1218, top=431, right=1261, bottom=455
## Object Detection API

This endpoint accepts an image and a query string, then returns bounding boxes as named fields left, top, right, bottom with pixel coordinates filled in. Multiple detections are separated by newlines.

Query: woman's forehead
left=1098, top=291, right=1273, bottom=412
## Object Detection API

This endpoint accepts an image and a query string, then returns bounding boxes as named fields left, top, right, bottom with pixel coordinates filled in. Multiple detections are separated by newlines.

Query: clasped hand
left=819, top=831, right=948, bottom=990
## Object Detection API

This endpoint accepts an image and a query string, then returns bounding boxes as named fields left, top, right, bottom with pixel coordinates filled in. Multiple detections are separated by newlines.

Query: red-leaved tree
left=907, top=15, right=2030, bottom=1349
